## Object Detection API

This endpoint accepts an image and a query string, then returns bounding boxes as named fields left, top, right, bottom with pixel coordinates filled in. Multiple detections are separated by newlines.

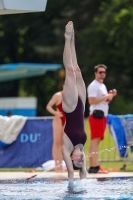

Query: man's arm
left=88, top=85, right=113, bottom=105
left=88, top=95, right=109, bottom=105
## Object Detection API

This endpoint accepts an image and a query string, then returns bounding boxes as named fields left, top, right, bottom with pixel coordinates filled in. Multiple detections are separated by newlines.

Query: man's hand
left=105, top=93, right=113, bottom=101
left=112, top=89, right=117, bottom=96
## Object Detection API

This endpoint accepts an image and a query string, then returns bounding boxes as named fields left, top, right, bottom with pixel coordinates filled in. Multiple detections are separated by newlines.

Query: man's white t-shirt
left=87, top=80, right=108, bottom=116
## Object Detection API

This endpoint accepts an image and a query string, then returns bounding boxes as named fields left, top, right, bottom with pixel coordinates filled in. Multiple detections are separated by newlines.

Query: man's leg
left=89, top=138, right=101, bottom=166
left=88, top=115, right=107, bottom=173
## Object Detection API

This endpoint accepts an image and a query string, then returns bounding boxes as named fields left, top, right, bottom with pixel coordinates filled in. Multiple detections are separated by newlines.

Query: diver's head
left=71, top=148, right=85, bottom=169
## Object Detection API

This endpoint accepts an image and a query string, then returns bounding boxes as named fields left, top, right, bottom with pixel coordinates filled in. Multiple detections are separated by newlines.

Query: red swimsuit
left=56, top=103, right=66, bottom=126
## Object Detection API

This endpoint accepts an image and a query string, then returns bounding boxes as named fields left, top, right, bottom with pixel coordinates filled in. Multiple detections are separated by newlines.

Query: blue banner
left=0, top=118, right=53, bottom=168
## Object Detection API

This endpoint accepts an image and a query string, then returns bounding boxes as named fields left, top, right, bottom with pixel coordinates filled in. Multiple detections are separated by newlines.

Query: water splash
left=0, top=178, right=133, bottom=200
left=87, top=143, right=133, bottom=158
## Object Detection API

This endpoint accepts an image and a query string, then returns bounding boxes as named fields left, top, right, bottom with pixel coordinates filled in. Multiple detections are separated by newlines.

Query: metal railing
left=98, top=126, right=133, bottom=164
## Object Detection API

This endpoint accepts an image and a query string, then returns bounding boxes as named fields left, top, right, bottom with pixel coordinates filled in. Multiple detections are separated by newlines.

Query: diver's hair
left=72, top=160, right=82, bottom=170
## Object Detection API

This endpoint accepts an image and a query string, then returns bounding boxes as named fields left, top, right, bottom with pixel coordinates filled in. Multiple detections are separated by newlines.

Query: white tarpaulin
left=0, top=115, right=27, bottom=144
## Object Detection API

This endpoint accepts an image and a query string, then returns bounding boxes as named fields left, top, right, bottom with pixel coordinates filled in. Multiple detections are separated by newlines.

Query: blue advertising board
left=0, top=118, right=53, bottom=168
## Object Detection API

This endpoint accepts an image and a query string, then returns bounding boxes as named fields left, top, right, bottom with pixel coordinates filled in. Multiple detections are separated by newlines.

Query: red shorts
left=88, top=115, right=106, bottom=140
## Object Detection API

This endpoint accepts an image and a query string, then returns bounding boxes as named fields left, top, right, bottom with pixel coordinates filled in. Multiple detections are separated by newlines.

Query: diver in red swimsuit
left=46, top=90, right=66, bottom=172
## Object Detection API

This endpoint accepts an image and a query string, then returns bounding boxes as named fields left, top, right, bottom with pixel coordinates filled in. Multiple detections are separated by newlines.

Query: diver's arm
left=62, top=145, right=74, bottom=189
left=79, top=147, right=87, bottom=179
left=79, top=164, right=87, bottom=179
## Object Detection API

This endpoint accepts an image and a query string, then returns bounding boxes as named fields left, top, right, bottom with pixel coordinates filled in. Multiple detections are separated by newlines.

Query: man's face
left=95, top=67, right=106, bottom=81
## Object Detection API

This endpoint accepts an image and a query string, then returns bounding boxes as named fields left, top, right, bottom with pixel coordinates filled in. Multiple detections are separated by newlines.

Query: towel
left=0, top=115, right=27, bottom=147
left=107, top=114, right=128, bottom=157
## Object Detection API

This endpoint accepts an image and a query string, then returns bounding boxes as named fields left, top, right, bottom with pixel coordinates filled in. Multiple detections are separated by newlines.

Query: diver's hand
left=68, top=180, right=74, bottom=191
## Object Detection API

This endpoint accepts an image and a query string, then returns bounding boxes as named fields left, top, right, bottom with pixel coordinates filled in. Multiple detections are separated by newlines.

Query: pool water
left=0, top=177, right=133, bottom=200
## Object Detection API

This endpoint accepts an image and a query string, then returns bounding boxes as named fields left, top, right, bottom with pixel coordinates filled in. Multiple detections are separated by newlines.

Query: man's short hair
left=94, top=64, right=107, bottom=72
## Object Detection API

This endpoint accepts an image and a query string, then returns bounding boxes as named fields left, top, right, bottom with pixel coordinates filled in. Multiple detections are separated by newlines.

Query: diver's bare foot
left=64, top=21, right=73, bottom=40
left=72, top=28, right=75, bottom=41
left=65, top=21, right=73, bottom=35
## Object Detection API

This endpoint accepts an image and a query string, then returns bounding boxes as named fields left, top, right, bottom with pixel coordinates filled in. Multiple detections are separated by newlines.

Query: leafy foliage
left=0, top=0, right=133, bottom=115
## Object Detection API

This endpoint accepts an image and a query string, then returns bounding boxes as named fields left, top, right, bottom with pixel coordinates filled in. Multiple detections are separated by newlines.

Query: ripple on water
left=0, top=178, right=133, bottom=200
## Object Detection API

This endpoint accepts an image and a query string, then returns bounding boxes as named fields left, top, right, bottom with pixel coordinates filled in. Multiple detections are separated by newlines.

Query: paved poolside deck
left=0, top=172, right=133, bottom=181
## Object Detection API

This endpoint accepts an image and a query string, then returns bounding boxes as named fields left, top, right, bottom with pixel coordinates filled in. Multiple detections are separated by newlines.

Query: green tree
left=0, top=0, right=133, bottom=116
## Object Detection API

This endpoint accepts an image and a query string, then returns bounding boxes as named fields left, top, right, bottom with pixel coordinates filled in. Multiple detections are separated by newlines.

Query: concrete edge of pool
left=0, top=172, right=133, bottom=181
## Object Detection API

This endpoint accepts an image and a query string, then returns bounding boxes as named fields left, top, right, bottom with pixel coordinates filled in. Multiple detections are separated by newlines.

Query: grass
left=84, top=118, right=133, bottom=171
left=0, top=119, right=133, bottom=172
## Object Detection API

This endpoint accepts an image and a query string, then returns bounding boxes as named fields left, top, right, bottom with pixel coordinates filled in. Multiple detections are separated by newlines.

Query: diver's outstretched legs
left=70, top=28, right=86, bottom=108
left=62, top=21, right=86, bottom=113
left=62, top=21, right=78, bottom=113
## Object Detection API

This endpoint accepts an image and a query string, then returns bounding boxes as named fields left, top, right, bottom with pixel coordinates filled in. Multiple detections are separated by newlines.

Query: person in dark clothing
left=62, top=21, right=87, bottom=189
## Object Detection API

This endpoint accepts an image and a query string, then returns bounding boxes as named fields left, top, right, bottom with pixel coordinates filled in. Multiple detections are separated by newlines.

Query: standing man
left=87, top=64, right=117, bottom=173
